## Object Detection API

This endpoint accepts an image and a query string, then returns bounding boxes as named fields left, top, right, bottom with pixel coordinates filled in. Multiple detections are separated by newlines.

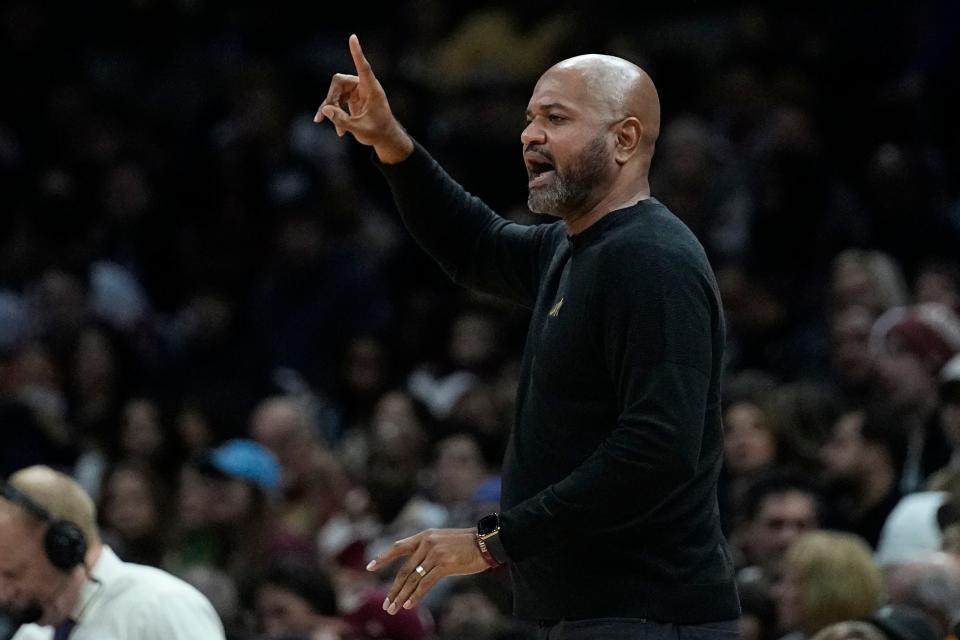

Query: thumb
left=320, top=105, right=350, bottom=137
left=321, top=104, right=347, bottom=123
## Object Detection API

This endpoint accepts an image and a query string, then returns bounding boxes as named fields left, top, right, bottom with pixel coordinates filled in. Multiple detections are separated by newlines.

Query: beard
left=0, top=602, right=42, bottom=627
left=527, top=134, right=611, bottom=217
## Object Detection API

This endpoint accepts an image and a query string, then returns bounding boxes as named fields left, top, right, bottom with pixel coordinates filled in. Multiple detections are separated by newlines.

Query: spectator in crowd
left=97, top=460, right=171, bottom=566
left=874, top=490, right=951, bottom=569
left=165, top=460, right=222, bottom=573
left=319, top=414, right=446, bottom=568
left=809, top=608, right=943, bottom=640
left=819, top=408, right=902, bottom=547
left=338, top=389, right=437, bottom=489
left=424, top=432, right=491, bottom=528
left=773, top=531, right=882, bottom=640
left=253, top=559, right=348, bottom=639
left=172, top=400, right=218, bottom=457
left=870, top=303, right=960, bottom=492
left=166, top=439, right=282, bottom=583
left=828, top=249, right=910, bottom=320
left=828, top=306, right=877, bottom=406
left=883, top=553, right=960, bottom=637
left=721, top=390, right=779, bottom=530
left=736, top=470, right=822, bottom=576
left=914, top=261, right=960, bottom=311
left=253, top=556, right=429, bottom=640
left=250, top=395, right=348, bottom=546
left=114, top=397, right=176, bottom=473
left=808, top=621, right=886, bottom=640
left=336, top=335, right=394, bottom=431
left=928, top=355, right=960, bottom=484
left=406, top=308, right=505, bottom=426
left=763, top=383, right=841, bottom=474
left=67, top=322, right=130, bottom=447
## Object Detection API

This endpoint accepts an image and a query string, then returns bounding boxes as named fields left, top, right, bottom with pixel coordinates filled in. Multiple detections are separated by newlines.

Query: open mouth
left=525, top=156, right=555, bottom=188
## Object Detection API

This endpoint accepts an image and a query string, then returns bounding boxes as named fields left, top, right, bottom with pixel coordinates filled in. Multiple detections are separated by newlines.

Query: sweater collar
left=566, top=197, right=656, bottom=249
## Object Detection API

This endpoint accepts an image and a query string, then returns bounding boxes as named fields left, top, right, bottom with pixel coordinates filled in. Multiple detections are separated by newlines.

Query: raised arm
left=315, top=35, right=552, bottom=307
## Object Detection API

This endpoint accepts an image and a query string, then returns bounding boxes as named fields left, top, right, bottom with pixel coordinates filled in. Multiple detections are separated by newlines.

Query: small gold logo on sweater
left=548, top=297, right=564, bottom=317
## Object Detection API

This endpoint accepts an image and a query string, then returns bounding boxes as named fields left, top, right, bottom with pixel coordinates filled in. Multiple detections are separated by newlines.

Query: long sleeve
left=500, top=240, right=722, bottom=560
left=376, top=141, right=557, bottom=308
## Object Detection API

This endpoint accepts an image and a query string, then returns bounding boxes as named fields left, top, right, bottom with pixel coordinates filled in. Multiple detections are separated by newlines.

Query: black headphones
left=0, top=483, right=87, bottom=572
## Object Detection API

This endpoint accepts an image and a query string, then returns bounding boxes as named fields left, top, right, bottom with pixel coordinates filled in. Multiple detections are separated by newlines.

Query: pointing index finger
left=349, top=34, right=375, bottom=82
left=366, top=535, right=417, bottom=571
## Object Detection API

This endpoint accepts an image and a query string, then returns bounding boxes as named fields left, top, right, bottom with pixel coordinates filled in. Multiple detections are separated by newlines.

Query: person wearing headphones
left=0, top=465, right=224, bottom=639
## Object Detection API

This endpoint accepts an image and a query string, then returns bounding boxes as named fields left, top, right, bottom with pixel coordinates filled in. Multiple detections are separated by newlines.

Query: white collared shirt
left=13, top=546, right=225, bottom=640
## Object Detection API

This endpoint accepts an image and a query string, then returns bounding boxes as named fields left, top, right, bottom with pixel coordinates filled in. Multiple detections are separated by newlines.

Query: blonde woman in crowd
left=774, top=531, right=883, bottom=640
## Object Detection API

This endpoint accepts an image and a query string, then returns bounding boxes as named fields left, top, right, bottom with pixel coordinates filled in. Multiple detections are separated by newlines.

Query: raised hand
left=366, top=527, right=491, bottom=615
left=314, top=34, right=413, bottom=164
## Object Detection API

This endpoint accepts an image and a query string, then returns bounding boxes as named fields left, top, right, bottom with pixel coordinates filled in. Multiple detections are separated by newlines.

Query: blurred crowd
left=2, top=1, right=960, bottom=639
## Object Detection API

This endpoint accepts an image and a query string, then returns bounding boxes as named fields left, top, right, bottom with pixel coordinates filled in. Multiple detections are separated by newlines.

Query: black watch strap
left=483, top=528, right=509, bottom=565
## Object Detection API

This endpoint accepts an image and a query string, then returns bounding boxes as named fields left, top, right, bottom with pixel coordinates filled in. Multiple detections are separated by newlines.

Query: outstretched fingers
left=349, top=34, right=375, bottom=84
left=367, top=534, right=417, bottom=573
left=399, top=569, right=442, bottom=610
left=383, top=544, right=430, bottom=614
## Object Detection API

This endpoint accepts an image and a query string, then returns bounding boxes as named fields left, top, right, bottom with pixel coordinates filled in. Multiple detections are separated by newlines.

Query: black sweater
left=378, top=143, right=739, bottom=623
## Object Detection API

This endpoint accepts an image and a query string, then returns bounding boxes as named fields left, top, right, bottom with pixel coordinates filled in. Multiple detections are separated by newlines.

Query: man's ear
left=613, top=117, right=643, bottom=164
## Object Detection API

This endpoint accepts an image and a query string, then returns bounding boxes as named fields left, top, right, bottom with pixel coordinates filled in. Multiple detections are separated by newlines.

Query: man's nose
left=521, top=122, right=545, bottom=146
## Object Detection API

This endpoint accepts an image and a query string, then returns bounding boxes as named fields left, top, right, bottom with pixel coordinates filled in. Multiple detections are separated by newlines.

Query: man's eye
left=549, top=115, right=566, bottom=124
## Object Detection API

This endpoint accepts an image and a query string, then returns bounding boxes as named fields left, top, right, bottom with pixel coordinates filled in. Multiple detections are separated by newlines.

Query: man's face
left=0, top=510, right=69, bottom=626
left=522, top=67, right=615, bottom=217
left=746, top=491, right=817, bottom=569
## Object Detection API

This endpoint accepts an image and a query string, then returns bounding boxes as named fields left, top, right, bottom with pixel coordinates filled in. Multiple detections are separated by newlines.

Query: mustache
left=524, top=144, right=556, bottom=164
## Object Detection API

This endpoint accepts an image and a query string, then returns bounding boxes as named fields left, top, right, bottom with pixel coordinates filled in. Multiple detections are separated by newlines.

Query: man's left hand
left=367, top=527, right=490, bottom=614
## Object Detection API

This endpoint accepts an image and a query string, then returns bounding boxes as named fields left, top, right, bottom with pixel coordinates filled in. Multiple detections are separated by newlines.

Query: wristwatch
left=476, top=513, right=509, bottom=568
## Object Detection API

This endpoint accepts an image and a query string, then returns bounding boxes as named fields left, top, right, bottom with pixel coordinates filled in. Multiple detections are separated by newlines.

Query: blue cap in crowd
left=199, top=439, right=280, bottom=493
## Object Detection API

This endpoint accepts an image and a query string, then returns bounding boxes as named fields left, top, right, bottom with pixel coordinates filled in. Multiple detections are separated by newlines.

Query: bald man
left=316, top=36, right=738, bottom=638
left=0, top=466, right=224, bottom=640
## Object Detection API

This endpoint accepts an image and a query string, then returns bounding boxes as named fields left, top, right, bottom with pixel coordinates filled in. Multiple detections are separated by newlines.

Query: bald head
left=2, top=466, right=100, bottom=547
left=523, top=53, right=661, bottom=224
left=545, top=54, right=660, bottom=148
